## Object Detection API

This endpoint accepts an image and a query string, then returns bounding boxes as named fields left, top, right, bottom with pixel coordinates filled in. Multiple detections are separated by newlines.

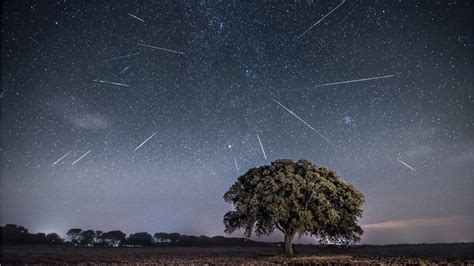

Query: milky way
left=1, top=1, right=473, bottom=244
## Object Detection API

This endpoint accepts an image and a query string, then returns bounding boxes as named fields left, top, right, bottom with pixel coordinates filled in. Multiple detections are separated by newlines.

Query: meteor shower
left=1, top=1, right=473, bottom=264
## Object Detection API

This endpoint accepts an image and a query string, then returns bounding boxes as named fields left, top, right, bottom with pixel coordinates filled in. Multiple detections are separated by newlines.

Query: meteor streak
left=72, top=150, right=91, bottom=165
left=120, top=66, right=130, bottom=74
left=296, top=0, right=346, bottom=40
left=134, top=132, right=157, bottom=151
left=94, top=79, right=130, bottom=87
left=137, top=43, right=184, bottom=55
left=234, top=157, right=240, bottom=176
left=256, top=133, right=267, bottom=160
left=51, top=151, right=71, bottom=166
left=128, top=13, right=145, bottom=22
left=397, top=158, right=416, bottom=172
left=270, top=97, right=335, bottom=146
left=104, top=52, right=139, bottom=62
left=315, top=75, right=395, bottom=87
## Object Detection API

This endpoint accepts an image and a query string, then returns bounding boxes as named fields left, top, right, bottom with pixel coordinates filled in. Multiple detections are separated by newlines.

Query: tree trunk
left=284, top=232, right=296, bottom=256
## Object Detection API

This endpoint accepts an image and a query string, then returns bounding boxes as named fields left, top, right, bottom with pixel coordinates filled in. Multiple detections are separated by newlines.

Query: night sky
left=1, top=0, right=473, bottom=244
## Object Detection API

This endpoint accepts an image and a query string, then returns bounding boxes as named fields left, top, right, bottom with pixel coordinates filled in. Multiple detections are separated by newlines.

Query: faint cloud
left=363, top=216, right=468, bottom=230
left=362, top=216, right=474, bottom=244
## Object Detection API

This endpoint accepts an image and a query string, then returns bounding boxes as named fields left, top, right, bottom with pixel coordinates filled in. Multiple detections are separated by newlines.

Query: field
left=2, top=243, right=474, bottom=265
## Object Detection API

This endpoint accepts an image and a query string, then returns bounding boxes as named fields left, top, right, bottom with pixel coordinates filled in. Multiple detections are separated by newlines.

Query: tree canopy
left=223, top=159, right=364, bottom=255
left=127, top=232, right=154, bottom=246
left=2, top=224, right=64, bottom=245
left=2, top=224, right=274, bottom=248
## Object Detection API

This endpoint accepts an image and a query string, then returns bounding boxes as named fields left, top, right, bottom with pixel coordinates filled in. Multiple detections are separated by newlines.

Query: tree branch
left=275, top=223, right=285, bottom=234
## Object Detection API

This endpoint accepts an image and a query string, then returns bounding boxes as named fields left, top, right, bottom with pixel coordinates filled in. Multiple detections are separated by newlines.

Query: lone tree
left=223, top=159, right=364, bottom=256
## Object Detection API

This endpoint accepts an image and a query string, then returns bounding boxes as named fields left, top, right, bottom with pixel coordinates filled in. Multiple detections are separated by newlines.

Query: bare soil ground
left=2, top=244, right=473, bottom=265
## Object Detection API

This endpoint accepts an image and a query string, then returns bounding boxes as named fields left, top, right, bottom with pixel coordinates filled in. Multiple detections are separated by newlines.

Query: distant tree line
left=1, top=224, right=64, bottom=245
left=1, top=224, right=277, bottom=247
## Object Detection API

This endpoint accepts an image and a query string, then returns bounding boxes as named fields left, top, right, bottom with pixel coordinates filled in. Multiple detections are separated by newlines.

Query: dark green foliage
left=2, top=224, right=284, bottom=248
left=81, top=230, right=96, bottom=246
left=153, top=232, right=171, bottom=243
left=223, top=159, right=364, bottom=255
left=1, top=224, right=64, bottom=245
left=45, top=233, right=64, bottom=244
left=168, top=233, right=181, bottom=243
left=1, top=224, right=30, bottom=244
left=94, top=230, right=103, bottom=244
left=66, top=228, right=83, bottom=245
left=127, top=232, right=154, bottom=246
left=100, top=230, right=126, bottom=246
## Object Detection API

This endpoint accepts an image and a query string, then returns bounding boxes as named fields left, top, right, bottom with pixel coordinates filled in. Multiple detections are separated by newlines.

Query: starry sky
left=1, top=0, right=473, bottom=244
